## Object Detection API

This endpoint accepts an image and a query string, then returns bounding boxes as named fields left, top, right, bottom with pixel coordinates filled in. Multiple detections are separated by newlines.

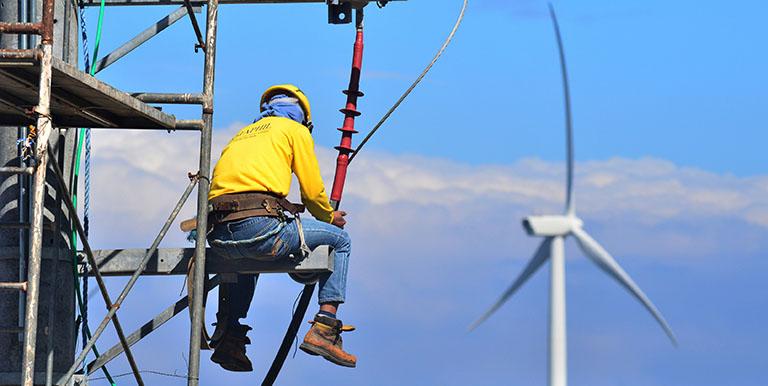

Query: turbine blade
left=548, top=3, right=575, bottom=216
left=470, top=238, right=554, bottom=331
left=571, top=227, right=678, bottom=346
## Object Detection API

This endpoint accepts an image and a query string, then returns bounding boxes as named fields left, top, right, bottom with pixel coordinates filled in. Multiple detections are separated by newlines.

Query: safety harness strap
left=294, top=212, right=312, bottom=258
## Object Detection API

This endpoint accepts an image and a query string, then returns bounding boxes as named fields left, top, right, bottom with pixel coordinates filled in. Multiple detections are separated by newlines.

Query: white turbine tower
left=470, top=4, right=677, bottom=386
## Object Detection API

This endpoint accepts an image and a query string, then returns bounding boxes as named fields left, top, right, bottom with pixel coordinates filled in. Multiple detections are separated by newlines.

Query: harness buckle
left=261, top=199, right=273, bottom=213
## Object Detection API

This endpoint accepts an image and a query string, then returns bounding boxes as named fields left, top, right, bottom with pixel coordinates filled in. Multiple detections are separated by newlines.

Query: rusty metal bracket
left=0, top=48, right=42, bottom=62
left=0, top=23, right=42, bottom=35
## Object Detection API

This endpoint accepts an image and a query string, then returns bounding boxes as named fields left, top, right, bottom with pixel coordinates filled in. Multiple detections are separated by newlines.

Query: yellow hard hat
left=260, top=84, right=312, bottom=125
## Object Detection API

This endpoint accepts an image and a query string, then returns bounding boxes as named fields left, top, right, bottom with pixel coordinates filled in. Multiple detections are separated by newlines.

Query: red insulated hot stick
left=330, top=9, right=365, bottom=210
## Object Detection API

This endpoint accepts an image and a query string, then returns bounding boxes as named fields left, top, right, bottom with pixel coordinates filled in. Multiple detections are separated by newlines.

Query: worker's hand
left=331, top=211, right=347, bottom=229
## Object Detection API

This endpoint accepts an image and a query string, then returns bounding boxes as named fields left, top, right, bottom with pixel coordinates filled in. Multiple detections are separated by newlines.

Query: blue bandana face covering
left=257, top=94, right=306, bottom=124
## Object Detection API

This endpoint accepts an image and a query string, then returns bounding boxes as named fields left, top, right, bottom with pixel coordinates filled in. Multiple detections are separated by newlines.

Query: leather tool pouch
left=208, top=192, right=305, bottom=225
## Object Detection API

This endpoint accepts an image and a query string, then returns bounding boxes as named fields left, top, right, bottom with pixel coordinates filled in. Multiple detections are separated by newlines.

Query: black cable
left=349, top=0, right=469, bottom=163
left=291, top=287, right=303, bottom=358
left=261, top=285, right=315, bottom=386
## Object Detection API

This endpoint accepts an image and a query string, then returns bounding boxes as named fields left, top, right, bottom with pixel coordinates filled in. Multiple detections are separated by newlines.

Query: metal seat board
left=88, top=246, right=334, bottom=276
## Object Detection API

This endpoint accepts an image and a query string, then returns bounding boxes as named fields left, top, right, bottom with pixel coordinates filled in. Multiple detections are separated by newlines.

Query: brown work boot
left=299, top=314, right=357, bottom=368
left=210, top=325, right=253, bottom=372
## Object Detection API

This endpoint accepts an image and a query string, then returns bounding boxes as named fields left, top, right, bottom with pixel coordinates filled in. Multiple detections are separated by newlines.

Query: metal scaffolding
left=0, top=0, right=402, bottom=385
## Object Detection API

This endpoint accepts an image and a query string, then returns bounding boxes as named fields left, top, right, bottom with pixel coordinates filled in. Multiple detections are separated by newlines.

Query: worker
left=205, top=84, right=356, bottom=371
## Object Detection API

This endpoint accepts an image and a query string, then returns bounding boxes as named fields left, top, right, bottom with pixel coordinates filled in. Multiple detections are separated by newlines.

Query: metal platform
left=0, top=51, right=177, bottom=130
left=90, top=245, right=334, bottom=276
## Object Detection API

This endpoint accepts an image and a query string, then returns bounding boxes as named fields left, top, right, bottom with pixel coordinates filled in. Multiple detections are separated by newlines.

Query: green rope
left=71, top=0, right=116, bottom=383
left=89, top=0, right=106, bottom=77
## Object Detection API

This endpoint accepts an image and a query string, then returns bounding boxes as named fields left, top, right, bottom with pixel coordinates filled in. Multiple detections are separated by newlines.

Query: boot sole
left=299, top=342, right=356, bottom=368
left=211, top=353, right=253, bottom=372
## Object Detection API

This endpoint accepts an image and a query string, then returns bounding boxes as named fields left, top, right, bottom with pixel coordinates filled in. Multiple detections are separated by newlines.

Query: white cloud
left=339, top=152, right=768, bottom=229
left=84, top=124, right=768, bottom=261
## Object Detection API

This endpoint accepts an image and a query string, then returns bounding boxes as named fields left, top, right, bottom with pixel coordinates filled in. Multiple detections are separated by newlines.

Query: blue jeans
left=207, top=215, right=351, bottom=325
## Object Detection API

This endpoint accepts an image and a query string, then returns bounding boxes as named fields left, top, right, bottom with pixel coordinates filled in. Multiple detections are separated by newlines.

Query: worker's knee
left=335, top=228, right=351, bottom=252
left=297, top=218, right=351, bottom=254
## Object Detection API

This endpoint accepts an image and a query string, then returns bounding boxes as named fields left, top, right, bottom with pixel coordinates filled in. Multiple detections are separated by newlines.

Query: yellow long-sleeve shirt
left=209, top=117, right=334, bottom=223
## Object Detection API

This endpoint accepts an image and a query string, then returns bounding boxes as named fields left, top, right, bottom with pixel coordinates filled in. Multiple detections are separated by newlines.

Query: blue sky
left=73, top=0, right=768, bottom=385
left=91, top=0, right=768, bottom=176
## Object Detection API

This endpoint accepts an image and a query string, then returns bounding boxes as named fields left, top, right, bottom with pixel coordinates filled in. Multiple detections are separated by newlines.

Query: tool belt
left=208, top=191, right=305, bottom=225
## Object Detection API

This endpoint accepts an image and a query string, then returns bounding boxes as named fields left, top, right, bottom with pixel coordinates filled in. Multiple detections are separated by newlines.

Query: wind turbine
left=470, top=4, right=677, bottom=386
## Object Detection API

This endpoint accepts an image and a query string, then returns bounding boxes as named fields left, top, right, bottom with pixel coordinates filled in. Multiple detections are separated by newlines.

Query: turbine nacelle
left=522, top=215, right=583, bottom=237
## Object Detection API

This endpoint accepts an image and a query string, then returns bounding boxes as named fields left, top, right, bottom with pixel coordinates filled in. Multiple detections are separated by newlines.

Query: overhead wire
left=348, top=0, right=468, bottom=163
